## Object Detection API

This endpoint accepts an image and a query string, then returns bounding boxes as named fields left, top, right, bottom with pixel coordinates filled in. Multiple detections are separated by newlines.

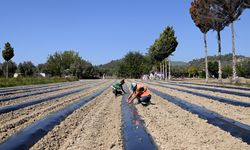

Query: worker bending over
left=127, top=82, right=151, bottom=106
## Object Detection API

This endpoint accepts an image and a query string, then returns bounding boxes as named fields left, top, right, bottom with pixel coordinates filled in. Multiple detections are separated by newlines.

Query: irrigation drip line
left=121, top=85, right=158, bottom=150
left=0, top=83, right=70, bottom=96
left=0, top=85, right=79, bottom=102
left=0, top=80, right=98, bottom=97
left=0, top=87, right=89, bottom=114
left=0, top=81, right=98, bottom=102
left=163, top=81, right=250, bottom=98
left=144, top=81, right=250, bottom=107
left=0, top=85, right=110, bottom=150
left=0, top=82, right=70, bottom=94
left=169, top=81, right=250, bottom=91
left=150, top=88, right=250, bottom=144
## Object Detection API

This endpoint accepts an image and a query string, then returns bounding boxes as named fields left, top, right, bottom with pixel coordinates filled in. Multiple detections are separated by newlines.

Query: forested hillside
left=188, top=54, right=250, bottom=69
left=98, top=53, right=250, bottom=78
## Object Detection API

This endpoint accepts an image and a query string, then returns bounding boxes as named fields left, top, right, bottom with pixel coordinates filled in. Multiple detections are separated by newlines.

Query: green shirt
left=112, top=81, right=122, bottom=90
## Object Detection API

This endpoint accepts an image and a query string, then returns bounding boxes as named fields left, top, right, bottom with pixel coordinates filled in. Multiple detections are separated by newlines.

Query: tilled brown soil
left=0, top=80, right=112, bottom=142
left=145, top=83, right=250, bottom=126
left=1, top=79, right=250, bottom=149
left=0, top=82, right=67, bottom=96
left=0, top=80, right=101, bottom=107
left=135, top=93, right=250, bottom=149
left=0, top=83, right=71, bottom=100
left=169, top=81, right=250, bottom=93
left=162, top=82, right=250, bottom=104
left=171, top=78, right=250, bottom=85
left=31, top=89, right=123, bottom=150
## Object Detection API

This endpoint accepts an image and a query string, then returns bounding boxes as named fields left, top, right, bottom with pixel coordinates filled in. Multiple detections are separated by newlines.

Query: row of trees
left=114, top=26, right=178, bottom=79
left=185, top=60, right=250, bottom=79
left=0, top=45, right=101, bottom=79
left=190, top=0, right=249, bottom=83
left=0, top=61, right=37, bottom=77
left=0, top=61, right=17, bottom=77
left=104, top=51, right=250, bottom=79
left=38, top=51, right=98, bottom=78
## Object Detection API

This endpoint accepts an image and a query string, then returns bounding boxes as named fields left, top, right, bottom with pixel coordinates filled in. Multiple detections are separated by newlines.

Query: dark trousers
left=137, top=94, right=151, bottom=105
left=113, top=90, right=122, bottom=96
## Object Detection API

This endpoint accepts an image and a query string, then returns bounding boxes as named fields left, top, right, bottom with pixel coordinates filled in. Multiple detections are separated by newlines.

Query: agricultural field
left=0, top=79, right=250, bottom=150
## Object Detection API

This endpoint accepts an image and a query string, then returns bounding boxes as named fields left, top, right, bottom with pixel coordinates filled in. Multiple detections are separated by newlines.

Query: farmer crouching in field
left=127, top=82, right=152, bottom=106
left=111, top=79, right=126, bottom=97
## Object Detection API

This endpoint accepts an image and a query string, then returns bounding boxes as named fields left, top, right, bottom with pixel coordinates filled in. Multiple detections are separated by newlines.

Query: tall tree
left=148, top=43, right=162, bottom=75
left=209, top=0, right=230, bottom=83
left=148, top=40, right=161, bottom=63
left=217, top=0, right=244, bottom=83
left=190, top=0, right=212, bottom=83
left=148, top=26, right=178, bottom=80
left=149, top=27, right=178, bottom=62
left=2, top=42, right=14, bottom=78
left=168, top=57, right=171, bottom=80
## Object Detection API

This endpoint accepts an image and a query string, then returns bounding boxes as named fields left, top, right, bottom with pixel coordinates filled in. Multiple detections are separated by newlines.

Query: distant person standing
left=111, top=79, right=126, bottom=97
left=127, top=82, right=152, bottom=106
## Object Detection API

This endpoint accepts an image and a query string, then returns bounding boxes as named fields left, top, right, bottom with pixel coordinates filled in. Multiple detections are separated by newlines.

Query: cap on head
left=130, top=83, right=137, bottom=91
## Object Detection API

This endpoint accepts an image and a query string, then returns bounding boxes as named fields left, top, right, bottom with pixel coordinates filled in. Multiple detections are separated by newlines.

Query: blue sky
left=0, top=0, right=249, bottom=65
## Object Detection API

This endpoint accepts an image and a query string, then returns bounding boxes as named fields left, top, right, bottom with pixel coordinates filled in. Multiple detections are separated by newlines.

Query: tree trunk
left=217, top=31, right=222, bottom=83
left=6, top=61, right=9, bottom=79
left=168, top=57, right=171, bottom=80
left=204, top=33, right=209, bottom=83
left=165, top=58, right=168, bottom=80
left=231, top=22, right=237, bottom=84
left=162, top=61, right=165, bottom=80
left=159, top=62, right=162, bottom=80
left=162, top=63, right=164, bottom=80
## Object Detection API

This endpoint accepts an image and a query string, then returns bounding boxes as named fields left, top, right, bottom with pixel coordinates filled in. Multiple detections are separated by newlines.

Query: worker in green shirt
left=111, top=79, right=126, bottom=97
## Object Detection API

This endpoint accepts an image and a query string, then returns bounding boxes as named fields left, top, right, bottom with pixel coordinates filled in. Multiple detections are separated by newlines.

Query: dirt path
left=31, top=89, right=123, bottom=150
left=135, top=93, right=250, bottom=149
